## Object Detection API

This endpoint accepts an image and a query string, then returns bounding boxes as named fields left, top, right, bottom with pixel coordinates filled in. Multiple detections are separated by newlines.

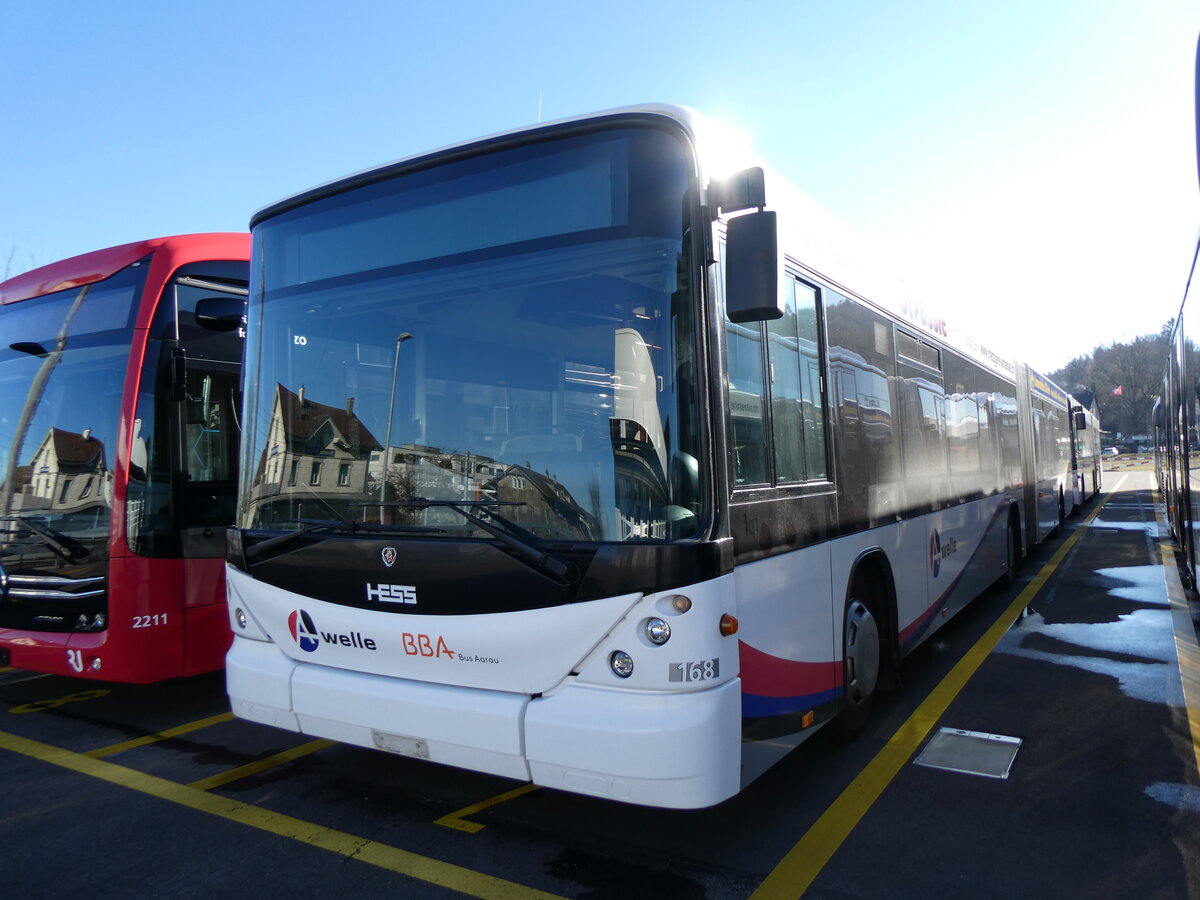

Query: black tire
left=837, top=595, right=880, bottom=739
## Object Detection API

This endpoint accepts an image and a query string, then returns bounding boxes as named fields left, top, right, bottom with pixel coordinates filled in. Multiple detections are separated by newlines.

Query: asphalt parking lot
left=1, top=469, right=1197, bottom=899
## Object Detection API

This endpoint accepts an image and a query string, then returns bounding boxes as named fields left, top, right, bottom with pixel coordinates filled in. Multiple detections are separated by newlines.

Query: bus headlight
left=610, top=650, right=634, bottom=678
left=234, top=608, right=248, bottom=629
left=644, top=617, right=671, bottom=645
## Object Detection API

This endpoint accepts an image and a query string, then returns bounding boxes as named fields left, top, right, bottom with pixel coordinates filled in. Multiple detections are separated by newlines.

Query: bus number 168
left=670, top=658, right=719, bottom=683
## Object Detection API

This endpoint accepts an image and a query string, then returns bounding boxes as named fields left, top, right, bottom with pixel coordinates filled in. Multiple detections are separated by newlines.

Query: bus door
left=894, top=330, right=948, bottom=626
left=173, top=271, right=246, bottom=576
left=170, top=271, right=247, bottom=671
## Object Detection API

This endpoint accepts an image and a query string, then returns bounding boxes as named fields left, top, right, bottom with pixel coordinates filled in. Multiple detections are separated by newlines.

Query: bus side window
left=792, top=280, right=828, bottom=480
left=767, top=282, right=805, bottom=483
left=726, top=319, right=769, bottom=486
left=767, top=278, right=828, bottom=482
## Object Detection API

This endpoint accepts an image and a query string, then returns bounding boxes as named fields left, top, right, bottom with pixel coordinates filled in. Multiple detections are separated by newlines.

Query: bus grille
left=6, top=573, right=106, bottom=601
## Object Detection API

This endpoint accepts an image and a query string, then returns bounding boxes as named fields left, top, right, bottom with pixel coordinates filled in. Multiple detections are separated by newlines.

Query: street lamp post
left=380, top=333, right=414, bottom=507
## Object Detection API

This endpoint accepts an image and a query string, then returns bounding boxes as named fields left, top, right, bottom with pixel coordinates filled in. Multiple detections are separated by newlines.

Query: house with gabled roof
left=250, top=384, right=383, bottom=518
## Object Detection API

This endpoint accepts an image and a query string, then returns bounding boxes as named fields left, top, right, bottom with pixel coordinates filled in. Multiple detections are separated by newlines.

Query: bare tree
left=1051, top=323, right=1172, bottom=439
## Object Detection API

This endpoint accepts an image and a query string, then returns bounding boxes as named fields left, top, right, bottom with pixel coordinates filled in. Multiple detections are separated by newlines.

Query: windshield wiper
left=0, top=514, right=88, bottom=561
left=244, top=517, right=446, bottom=563
left=366, top=499, right=580, bottom=584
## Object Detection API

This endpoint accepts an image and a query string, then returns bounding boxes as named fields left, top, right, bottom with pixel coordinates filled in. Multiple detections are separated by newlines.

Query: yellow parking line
left=435, top=783, right=541, bottom=833
left=84, top=712, right=234, bottom=758
left=0, top=728, right=566, bottom=900
left=751, top=478, right=1124, bottom=899
left=189, top=739, right=334, bottom=791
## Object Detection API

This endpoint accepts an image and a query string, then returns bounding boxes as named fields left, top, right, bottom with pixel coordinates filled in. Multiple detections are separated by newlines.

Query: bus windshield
left=243, top=125, right=704, bottom=542
left=0, top=264, right=144, bottom=540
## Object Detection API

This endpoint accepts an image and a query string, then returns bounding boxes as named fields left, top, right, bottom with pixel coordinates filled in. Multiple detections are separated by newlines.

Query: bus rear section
left=0, top=234, right=250, bottom=682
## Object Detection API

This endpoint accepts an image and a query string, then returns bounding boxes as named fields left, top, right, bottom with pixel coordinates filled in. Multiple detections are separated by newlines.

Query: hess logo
left=287, top=609, right=378, bottom=652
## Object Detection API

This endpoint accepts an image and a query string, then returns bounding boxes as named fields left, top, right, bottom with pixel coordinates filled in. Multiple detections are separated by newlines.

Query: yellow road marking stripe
left=0, top=728, right=566, bottom=900
left=751, top=478, right=1125, bottom=899
left=84, top=712, right=234, bottom=758
left=0, top=670, right=50, bottom=686
left=435, top=783, right=541, bottom=833
left=189, top=739, right=334, bottom=791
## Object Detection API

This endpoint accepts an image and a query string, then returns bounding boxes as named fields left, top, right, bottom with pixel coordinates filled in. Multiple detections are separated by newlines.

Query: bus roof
left=246, top=105, right=1015, bottom=378
left=0, top=233, right=250, bottom=305
left=250, top=104, right=705, bottom=228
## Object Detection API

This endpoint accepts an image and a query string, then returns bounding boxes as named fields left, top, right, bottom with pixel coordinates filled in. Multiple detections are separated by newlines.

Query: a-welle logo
left=287, top=609, right=378, bottom=652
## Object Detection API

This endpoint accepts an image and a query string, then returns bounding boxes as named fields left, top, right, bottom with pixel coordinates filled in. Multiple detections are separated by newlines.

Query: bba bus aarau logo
left=288, top=610, right=320, bottom=652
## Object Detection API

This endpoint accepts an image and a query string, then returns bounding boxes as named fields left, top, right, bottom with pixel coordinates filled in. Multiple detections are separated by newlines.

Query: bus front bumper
left=227, top=636, right=742, bottom=809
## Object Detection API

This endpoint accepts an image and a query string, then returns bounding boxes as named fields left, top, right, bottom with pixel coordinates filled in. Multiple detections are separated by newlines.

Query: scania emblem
left=381, top=547, right=397, bottom=568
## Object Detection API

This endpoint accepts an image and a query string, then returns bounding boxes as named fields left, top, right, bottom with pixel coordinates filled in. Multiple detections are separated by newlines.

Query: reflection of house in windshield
left=251, top=385, right=383, bottom=518
left=14, top=427, right=111, bottom=513
left=250, top=384, right=597, bottom=537
left=377, top=444, right=599, bottom=540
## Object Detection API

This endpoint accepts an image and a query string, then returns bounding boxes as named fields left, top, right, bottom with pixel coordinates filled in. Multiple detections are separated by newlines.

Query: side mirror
left=725, top=210, right=783, bottom=323
left=714, top=167, right=784, bottom=324
left=195, top=296, right=247, bottom=332
left=1073, top=411, right=1087, bottom=430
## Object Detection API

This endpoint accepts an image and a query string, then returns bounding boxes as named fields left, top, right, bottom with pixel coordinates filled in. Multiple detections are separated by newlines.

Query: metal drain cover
left=914, top=728, right=1022, bottom=779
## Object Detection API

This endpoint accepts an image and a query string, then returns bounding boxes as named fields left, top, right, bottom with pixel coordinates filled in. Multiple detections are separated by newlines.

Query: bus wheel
left=837, top=596, right=880, bottom=738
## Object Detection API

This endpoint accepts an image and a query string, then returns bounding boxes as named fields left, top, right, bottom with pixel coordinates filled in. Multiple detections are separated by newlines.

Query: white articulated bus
left=1070, top=396, right=1102, bottom=507
left=1018, top=366, right=1076, bottom=537
left=225, top=105, right=1086, bottom=808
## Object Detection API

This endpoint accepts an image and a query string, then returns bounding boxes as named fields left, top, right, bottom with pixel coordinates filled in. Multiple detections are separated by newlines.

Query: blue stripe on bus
left=742, top=686, right=841, bottom=718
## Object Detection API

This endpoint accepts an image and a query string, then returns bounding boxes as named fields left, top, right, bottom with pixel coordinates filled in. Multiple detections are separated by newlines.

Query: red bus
left=0, top=234, right=250, bottom=682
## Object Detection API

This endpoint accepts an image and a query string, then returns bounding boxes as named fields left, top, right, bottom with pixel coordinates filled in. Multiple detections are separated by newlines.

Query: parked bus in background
left=225, top=106, right=1085, bottom=808
left=1018, top=366, right=1077, bottom=534
left=1156, top=240, right=1200, bottom=585
left=1070, top=395, right=1102, bottom=505
left=0, top=234, right=250, bottom=682
left=1155, top=35, right=1200, bottom=589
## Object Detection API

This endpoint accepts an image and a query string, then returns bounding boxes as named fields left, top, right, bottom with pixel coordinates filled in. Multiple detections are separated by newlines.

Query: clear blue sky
left=2, top=0, right=1197, bottom=373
